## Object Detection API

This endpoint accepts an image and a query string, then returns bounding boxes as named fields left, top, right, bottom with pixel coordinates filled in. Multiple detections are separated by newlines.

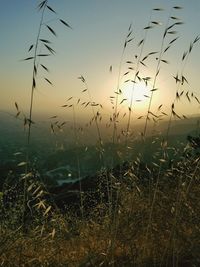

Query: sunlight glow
left=121, top=81, right=150, bottom=106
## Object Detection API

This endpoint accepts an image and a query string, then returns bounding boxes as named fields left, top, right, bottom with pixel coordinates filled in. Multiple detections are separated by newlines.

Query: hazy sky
left=1, top=0, right=200, bottom=122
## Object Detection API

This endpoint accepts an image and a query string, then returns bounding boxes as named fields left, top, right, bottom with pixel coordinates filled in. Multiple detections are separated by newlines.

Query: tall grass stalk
left=78, top=76, right=115, bottom=215
left=142, top=161, right=162, bottom=256
left=125, top=11, right=153, bottom=147
left=72, top=104, right=84, bottom=218
left=22, top=0, right=71, bottom=229
left=112, top=24, right=133, bottom=145
left=22, top=0, right=48, bottom=229
left=160, top=172, right=183, bottom=267
left=165, top=35, right=200, bottom=141
left=160, top=156, right=200, bottom=267
left=109, top=26, right=133, bottom=219
left=161, top=37, right=200, bottom=264
left=142, top=9, right=185, bottom=252
left=79, top=76, right=103, bottom=156
left=143, top=6, right=182, bottom=137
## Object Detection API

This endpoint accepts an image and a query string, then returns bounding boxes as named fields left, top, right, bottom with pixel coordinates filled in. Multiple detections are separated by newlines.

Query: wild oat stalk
left=78, top=76, right=118, bottom=217
left=165, top=35, right=200, bottom=141
left=154, top=33, right=200, bottom=266
left=61, top=98, right=84, bottom=216
left=106, top=26, right=134, bottom=217
left=142, top=8, right=185, bottom=253
left=125, top=9, right=161, bottom=147
left=112, top=24, right=134, bottom=145
left=160, top=155, right=200, bottom=267
left=21, top=0, right=71, bottom=228
left=72, top=104, right=84, bottom=218
left=143, top=6, right=183, bottom=137
left=141, top=8, right=185, bottom=256
left=159, top=40, right=200, bottom=256
left=78, top=75, right=104, bottom=157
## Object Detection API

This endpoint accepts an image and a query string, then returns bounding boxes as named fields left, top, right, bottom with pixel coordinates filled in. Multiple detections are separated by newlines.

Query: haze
left=0, top=0, right=200, bottom=124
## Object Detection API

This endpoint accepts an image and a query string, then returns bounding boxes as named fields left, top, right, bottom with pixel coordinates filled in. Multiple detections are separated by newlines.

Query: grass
left=1, top=157, right=199, bottom=266
left=0, top=1, right=200, bottom=266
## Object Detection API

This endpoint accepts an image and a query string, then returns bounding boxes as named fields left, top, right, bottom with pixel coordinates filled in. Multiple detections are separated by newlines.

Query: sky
left=0, top=0, right=200, bottom=124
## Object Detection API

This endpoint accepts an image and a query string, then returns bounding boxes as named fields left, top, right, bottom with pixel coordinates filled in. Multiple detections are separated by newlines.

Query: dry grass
left=1, top=155, right=199, bottom=266
left=1, top=1, right=200, bottom=267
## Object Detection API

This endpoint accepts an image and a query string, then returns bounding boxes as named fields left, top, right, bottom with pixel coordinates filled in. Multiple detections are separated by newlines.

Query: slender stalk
left=165, top=36, right=199, bottom=141
left=112, top=24, right=133, bottom=145
left=125, top=12, right=152, bottom=147
left=143, top=162, right=162, bottom=256
left=160, top=173, right=183, bottom=267
left=85, top=79, right=103, bottom=149
left=160, top=157, right=200, bottom=266
left=80, top=79, right=113, bottom=214
left=72, top=105, right=84, bottom=218
left=141, top=10, right=176, bottom=247
left=27, top=3, right=47, bottom=147
left=143, top=9, right=173, bottom=137
left=22, top=1, right=48, bottom=229
left=112, top=47, right=126, bottom=145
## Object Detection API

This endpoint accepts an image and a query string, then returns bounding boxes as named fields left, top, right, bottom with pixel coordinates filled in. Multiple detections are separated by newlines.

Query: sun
left=121, top=81, right=150, bottom=105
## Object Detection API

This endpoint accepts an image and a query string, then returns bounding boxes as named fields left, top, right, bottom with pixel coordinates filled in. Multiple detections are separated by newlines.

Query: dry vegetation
left=0, top=1, right=200, bottom=266
left=1, top=157, right=199, bottom=266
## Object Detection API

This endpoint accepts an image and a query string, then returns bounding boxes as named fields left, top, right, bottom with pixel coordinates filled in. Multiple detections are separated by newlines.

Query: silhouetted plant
left=19, top=0, right=72, bottom=229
